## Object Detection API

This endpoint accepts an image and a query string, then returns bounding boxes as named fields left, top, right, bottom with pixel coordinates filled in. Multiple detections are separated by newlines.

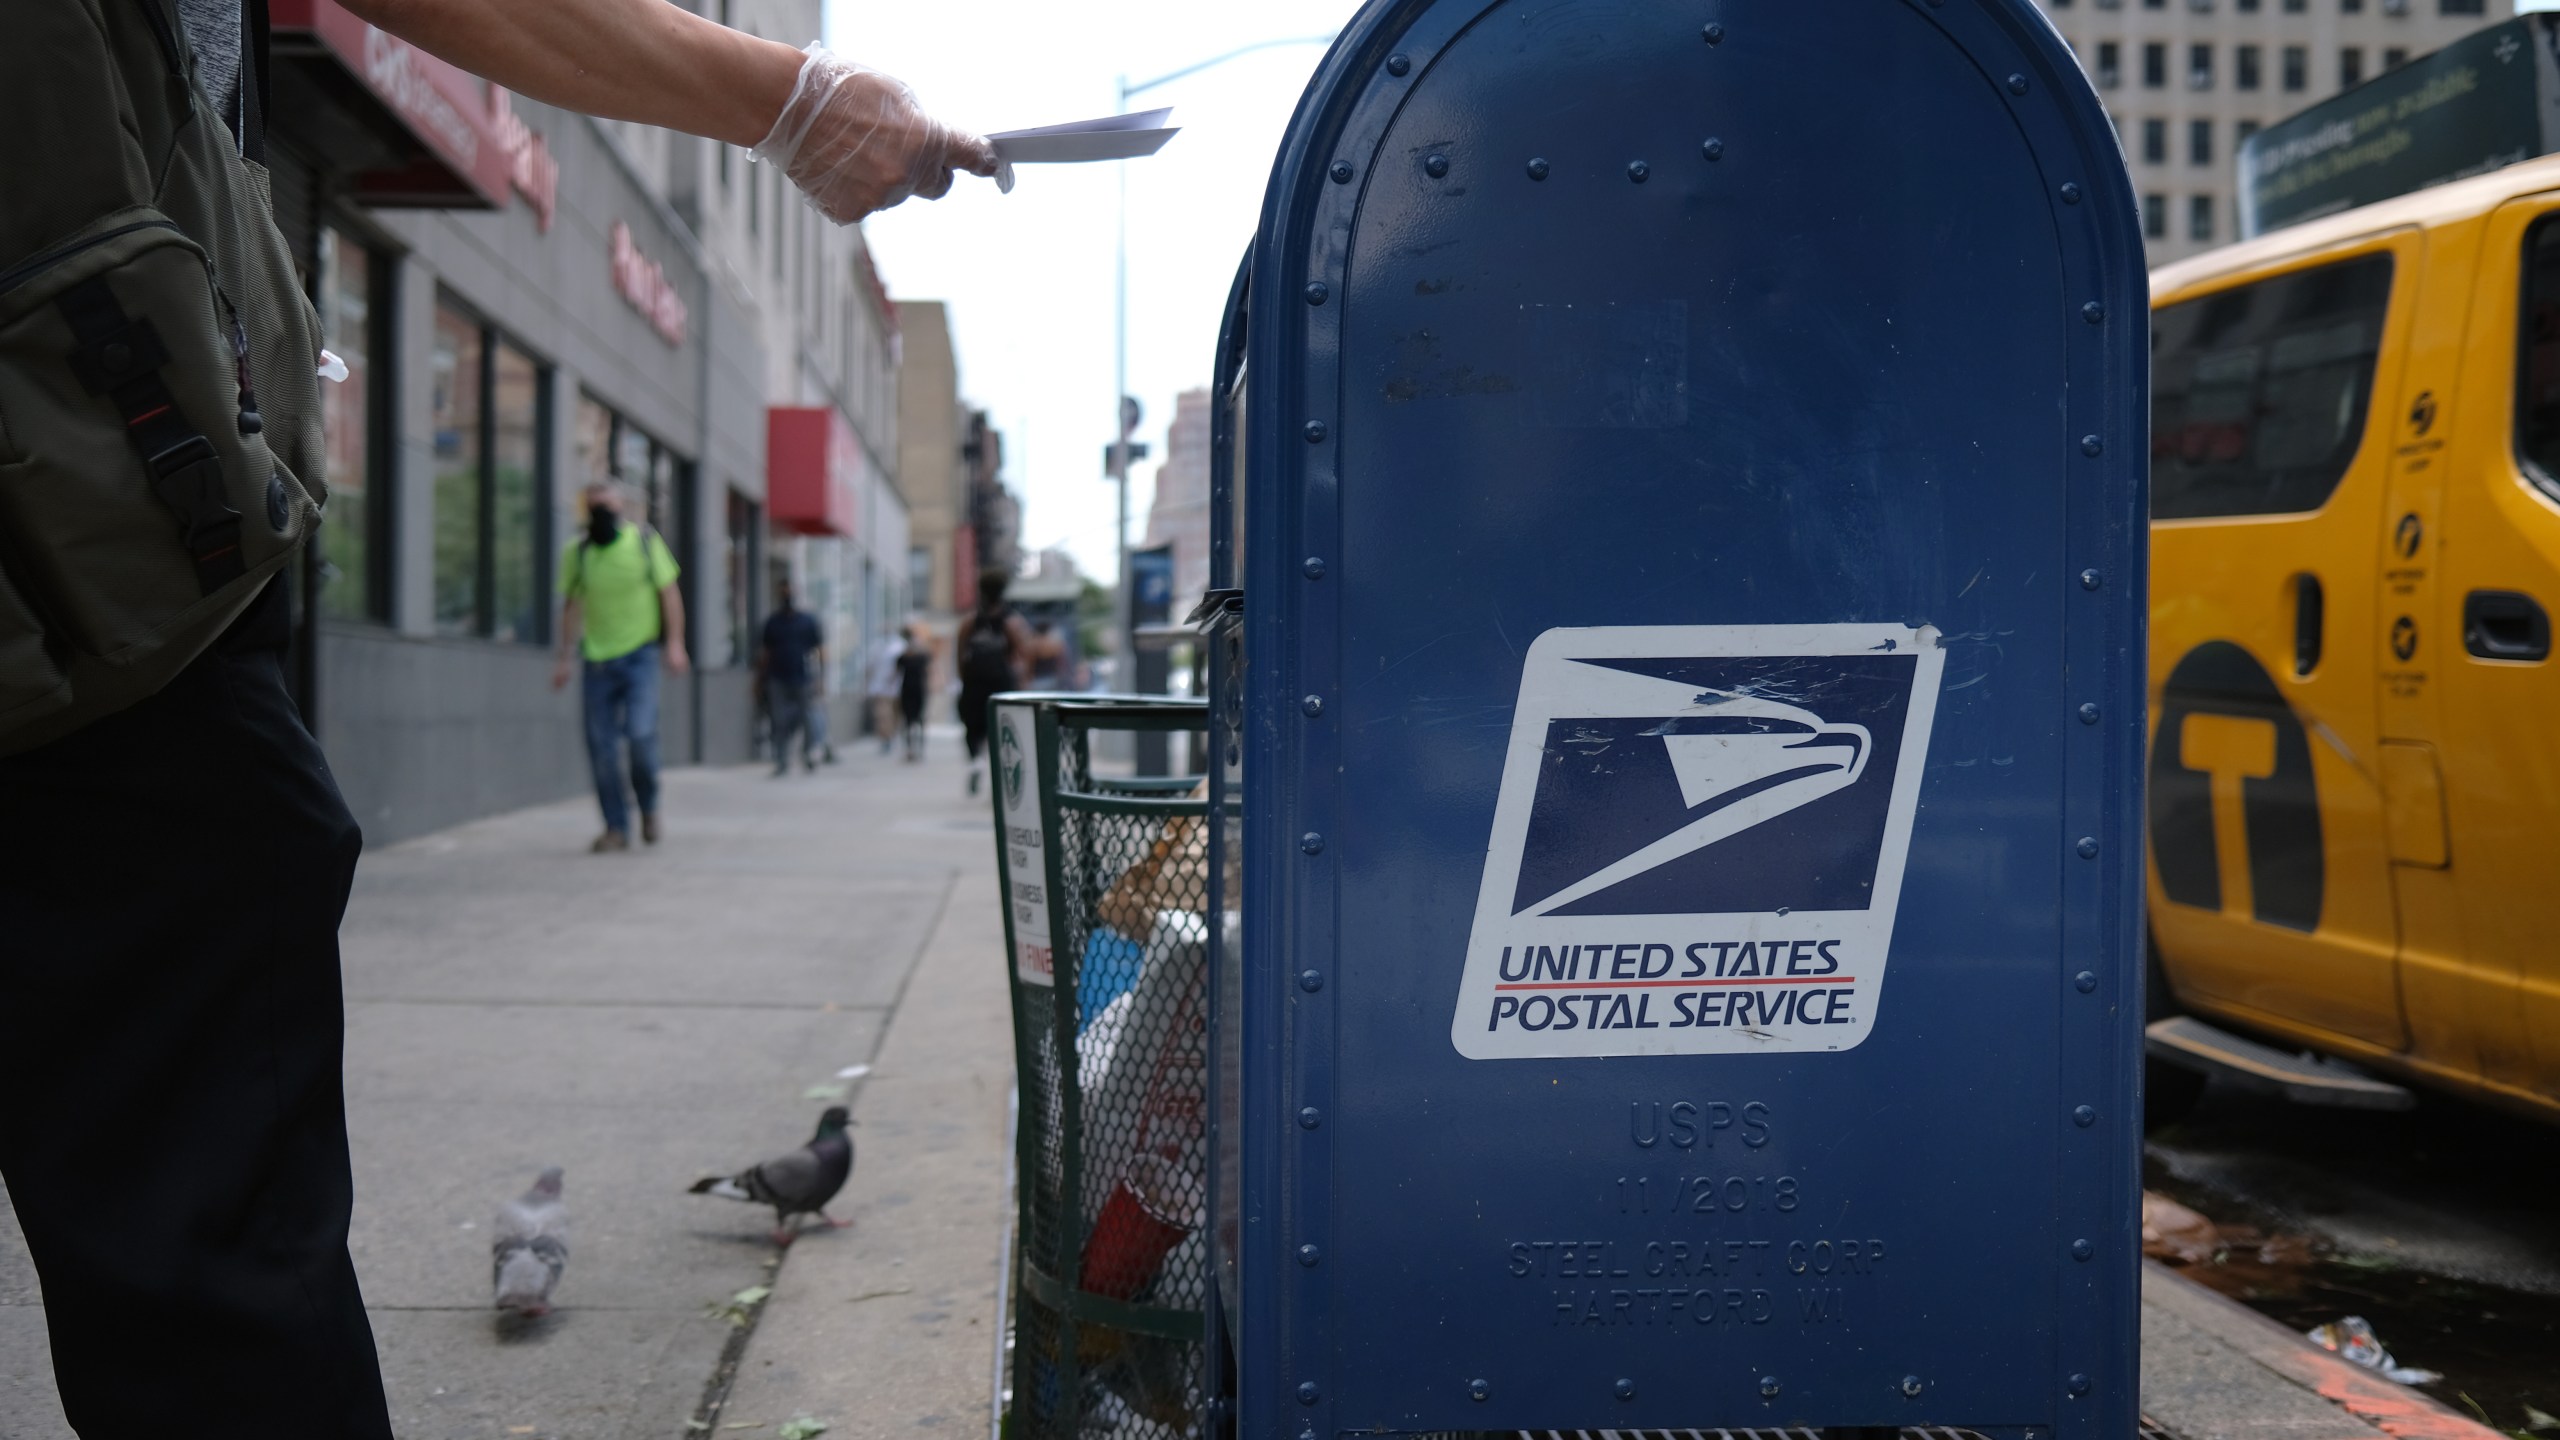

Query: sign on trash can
left=1208, top=2, right=2149, bottom=1438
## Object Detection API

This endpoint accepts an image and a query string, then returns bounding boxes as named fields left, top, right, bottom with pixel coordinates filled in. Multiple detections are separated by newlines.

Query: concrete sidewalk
left=0, top=727, right=1011, bottom=1439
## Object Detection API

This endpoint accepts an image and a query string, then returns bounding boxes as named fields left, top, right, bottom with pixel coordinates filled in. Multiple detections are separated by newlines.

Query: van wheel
left=2144, top=936, right=2207, bottom=1131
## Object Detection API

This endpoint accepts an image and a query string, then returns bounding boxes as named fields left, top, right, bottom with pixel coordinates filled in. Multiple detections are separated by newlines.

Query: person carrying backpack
left=554, top=482, right=687, bottom=847
left=0, top=2, right=994, bottom=1432
left=956, top=572, right=1058, bottom=794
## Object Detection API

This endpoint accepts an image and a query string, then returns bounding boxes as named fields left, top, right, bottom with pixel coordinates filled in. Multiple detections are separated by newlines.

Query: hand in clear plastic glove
left=752, top=44, right=998, bottom=223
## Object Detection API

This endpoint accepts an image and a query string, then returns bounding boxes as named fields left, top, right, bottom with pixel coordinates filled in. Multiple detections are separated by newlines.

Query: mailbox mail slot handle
left=1019, top=1258, right=1207, bottom=1342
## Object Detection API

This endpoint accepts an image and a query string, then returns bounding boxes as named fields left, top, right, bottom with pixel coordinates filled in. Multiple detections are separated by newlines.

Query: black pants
left=0, top=585, right=392, bottom=1438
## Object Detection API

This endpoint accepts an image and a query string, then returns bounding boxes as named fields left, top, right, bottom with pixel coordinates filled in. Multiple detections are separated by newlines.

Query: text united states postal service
left=1450, top=624, right=1944, bottom=1060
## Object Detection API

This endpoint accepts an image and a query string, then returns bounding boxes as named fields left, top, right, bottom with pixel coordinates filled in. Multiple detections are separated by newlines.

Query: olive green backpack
left=0, top=0, right=325, bottom=756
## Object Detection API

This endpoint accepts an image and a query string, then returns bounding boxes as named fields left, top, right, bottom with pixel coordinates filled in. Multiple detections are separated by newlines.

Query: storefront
left=768, top=406, right=911, bottom=743
left=268, top=1, right=769, bottom=844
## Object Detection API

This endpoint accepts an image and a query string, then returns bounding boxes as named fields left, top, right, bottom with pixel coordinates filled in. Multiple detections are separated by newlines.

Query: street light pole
left=1110, top=35, right=1335, bottom=687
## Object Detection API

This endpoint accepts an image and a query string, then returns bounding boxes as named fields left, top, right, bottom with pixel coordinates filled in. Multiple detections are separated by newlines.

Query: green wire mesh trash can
left=989, top=696, right=1214, bottom=1440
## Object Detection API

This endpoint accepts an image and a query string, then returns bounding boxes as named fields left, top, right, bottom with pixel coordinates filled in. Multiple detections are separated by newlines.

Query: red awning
left=768, top=408, right=863, bottom=537
left=268, top=0, right=510, bottom=209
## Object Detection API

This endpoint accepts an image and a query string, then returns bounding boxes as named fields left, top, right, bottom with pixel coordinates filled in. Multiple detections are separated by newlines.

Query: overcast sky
left=825, top=0, right=1364, bottom=584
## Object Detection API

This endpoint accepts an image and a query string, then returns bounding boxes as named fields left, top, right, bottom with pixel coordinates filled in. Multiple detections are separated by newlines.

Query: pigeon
left=690, top=1106, right=855, bottom=1244
left=492, top=1167, right=569, bottom=1318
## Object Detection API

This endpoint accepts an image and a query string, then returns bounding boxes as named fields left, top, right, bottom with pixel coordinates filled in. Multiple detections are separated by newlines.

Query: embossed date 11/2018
left=1617, top=1174, right=1798, bottom=1214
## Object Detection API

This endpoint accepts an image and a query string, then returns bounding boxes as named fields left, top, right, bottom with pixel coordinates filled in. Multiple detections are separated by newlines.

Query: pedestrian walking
left=757, top=578, right=826, bottom=777
left=554, top=483, right=689, bottom=846
left=897, top=622, right=935, bottom=761
left=0, top=0, right=992, bottom=1433
left=957, top=573, right=1059, bottom=794
left=867, top=625, right=909, bottom=755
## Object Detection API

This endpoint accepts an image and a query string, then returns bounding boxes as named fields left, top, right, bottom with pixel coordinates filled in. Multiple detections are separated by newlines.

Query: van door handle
left=2293, top=573, right=2324, bottom=676
left=2463, top=590, right=2552, bottom=661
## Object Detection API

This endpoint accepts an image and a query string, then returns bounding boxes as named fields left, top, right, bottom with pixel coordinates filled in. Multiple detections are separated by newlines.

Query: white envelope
left=989, top=109, right=1181, bottom=164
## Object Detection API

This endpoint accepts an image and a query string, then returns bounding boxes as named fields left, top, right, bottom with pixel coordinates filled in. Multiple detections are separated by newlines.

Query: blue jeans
left=582, top=644, right=661, bottom=835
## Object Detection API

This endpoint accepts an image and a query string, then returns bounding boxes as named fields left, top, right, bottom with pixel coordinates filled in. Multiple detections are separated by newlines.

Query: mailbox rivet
left=2081, top=300, right=2106, bottom=325
left=1613, top=1379, right=1636, bottom=1401
left=1425, top=153, right=1451, bottom=179
left=2060, top=181, right=2084, bottom=204
left=2007, top=72, right=2030, bottom=96
left=1702, top=22, right=1725, bottom=44
left=2075, top=970, right=2098, bottom=993
left=1301, top=832, right=1325, bottom=855
left=2074, top=1104, right=2098, bottom=1127
left=2072, top=1238, right=2095, bottom=1261
left=1304, top=556, right=1327, bottom=579
left=1526, top=157, right=1551, bottom=180
left=1758, top=1376, right=1781, bottom=1400
left=1305, top=280, right=1329, bottom=306
left=1299, top=1106, right=1322, bottom=1129
left=1298, top=1243, right=1321, bottom=1266
left=1304, top=420, right=1328, bottom=443
left=1300, top=969, right=1324, bottom=993
left=1298, top=1381, right=1321, bottom=1405
left=2078, top=702, right=2100, bottom=725
left=1329, top=161, right=1355, bottom=185
left=1469, top=1379, right=1490, bottom=1402
left=1386, top=52, right=1411, bottom=76
left=1302, top=694, right=1325, bottom=717
left=2077, top=836, right=2100, bottom=859
left=2080, top=434, right=2103, bottom=457
left=1702, top=137, right=1725, bottom=161
left=2079, top=568, right=2103, bottom=590
left=2068, top=1373, right=2092, bottom=1398
left=1627, top=160, right=1650, bottom=184
left=1901, top=1375, right=1925, bottom=1398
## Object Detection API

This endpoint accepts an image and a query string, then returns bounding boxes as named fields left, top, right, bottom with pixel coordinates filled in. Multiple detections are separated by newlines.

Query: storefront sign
left=488, top=89, right=560, bottom=232
left=270, top=0, right=510, bottom=208
left=610, top=222, right=689, bottom=348
left=767, top=407, right=864, bottom=536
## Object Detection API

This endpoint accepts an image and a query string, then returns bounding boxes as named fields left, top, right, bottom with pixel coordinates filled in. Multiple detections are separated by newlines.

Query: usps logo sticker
left=1451, top=624, right=1944, bottom=1060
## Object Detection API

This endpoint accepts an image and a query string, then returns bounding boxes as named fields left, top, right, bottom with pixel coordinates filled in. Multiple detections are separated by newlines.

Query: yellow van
left=2145, top=153, right=2560, bottom=1126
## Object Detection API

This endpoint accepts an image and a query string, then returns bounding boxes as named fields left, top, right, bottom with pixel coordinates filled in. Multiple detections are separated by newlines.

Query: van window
left=2513, top=216, right=2560, bottom=501
left=2151, top=253, right=2392, bottom=519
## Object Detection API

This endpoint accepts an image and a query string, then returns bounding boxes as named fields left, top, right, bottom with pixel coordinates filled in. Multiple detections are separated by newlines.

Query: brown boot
left=641, top=812, right=661, bottom=845
left=590, top=829, right=630, bottom=854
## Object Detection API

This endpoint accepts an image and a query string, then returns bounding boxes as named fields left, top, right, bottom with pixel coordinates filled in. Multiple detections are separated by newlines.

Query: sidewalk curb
left=2142, top=1261, right=2502, bottom=1440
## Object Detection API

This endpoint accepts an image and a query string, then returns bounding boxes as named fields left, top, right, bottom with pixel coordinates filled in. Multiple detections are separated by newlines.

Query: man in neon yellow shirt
left=553, top=483, right=690, bottom=851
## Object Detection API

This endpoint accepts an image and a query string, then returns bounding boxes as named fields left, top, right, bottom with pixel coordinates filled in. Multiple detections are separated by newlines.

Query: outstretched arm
left=339, top=0, right=995, bottom=219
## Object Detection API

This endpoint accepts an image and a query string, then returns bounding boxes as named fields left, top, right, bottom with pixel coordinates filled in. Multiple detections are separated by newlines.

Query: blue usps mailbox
left=1206, top=1, right=2147, bottom=1437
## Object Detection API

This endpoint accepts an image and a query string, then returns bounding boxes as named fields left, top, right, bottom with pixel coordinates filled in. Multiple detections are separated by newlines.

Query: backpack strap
left=57, top=276, right=246, bottom=592
left=240, top=0, right=270, bottom=163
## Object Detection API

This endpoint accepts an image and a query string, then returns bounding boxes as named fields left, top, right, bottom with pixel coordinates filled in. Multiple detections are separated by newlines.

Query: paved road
left=0, top=730, right=1007, bottom=1439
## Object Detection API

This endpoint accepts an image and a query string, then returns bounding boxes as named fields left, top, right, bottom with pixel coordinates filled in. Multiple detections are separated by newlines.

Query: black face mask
left=586, top=509, right=620, bottom=546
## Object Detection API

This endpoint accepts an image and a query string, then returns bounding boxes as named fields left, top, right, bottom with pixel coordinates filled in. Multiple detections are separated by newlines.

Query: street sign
left=1216, top=2, right=2148, bottom=1437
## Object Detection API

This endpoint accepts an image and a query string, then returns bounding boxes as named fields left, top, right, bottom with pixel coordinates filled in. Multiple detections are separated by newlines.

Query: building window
left=2341, top=0, right=2362, bottom=11
left=2145, top=192, right=2168, bottom=239
left=2238, top=0, right=2260, bottom=9
left=2190, top=119, right=2214, bottom=166
left=316, top=226, right=387, bottom=623
left=2439, top=0, right=2485, bottom=11
left=2189, top=43, right=2213, bottom=90
left=2341, top=48, right=2364, bottom=88
left=2283, top=45, right=2308, bottom=91
left=2144, top=0, right=2165, bottom=8
left=2099, top=40, right=2122, bottom=88
left=2384, top=47, right=2409, bottom=71
left=2154, top=252, right=2391, bottom=517
left=2143, top=118, right=2169, bottom=164
left=431, top=298, right=551, bottom=643
left=2144, top=42, right=2167, bottom=88
left=2188, top=194, right=2215, bottom=242
left=909, top=544, right=931, bottom=611
left=724, top=489, right=759, bottom=669
left=2237, top=44, right=2261, bottom=90
left=2284, top=0, right=2305, bottom=11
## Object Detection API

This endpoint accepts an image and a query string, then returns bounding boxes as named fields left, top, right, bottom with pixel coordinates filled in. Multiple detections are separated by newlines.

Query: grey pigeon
left=492, top=1167, right=569, bottom=1318
left=689, top=1106, right=854, bottom=1243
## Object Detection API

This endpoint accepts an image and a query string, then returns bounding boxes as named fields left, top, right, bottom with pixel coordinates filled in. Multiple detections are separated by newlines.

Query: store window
left=316, top=226, right=386, bottom=622
left=572, top=392, right=693, bottom=646
left=724, top=489, right=760, bottom=669
left=431, top=295, right=552, bottom=642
